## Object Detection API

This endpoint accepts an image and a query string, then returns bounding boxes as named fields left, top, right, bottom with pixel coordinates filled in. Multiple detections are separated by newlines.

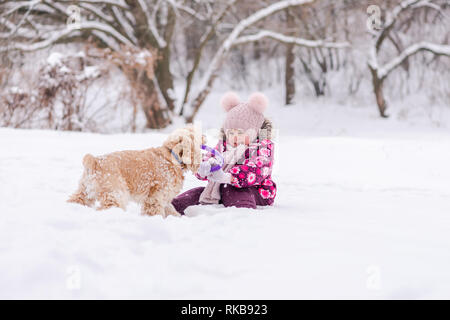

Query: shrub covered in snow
left=0, top=46, right=158, bottom=132
left=0, top=51, right=102, bottom=130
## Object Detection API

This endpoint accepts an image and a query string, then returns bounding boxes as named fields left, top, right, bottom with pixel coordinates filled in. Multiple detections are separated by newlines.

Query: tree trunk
left=285, top=8, right=296, bottom=105
left=285, top=45, right=295, bottom=105
left=126, top=0, right=173, bottom=128
left=155, top=48, right=175, bottom=112
left=155, top=6, right=176, bottom=112
left=299, top=55, right=326, bottom=97
left=313, top=78, right=326, bottom=96
left=369, top=66, right=388, bottom=118
left=253, top=41, right=261, bottom=60
left=140, top=70, right=171, bottom=129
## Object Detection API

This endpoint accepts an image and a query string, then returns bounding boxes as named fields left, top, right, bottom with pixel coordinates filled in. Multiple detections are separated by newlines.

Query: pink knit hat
left=221, top=92, right=268, bottom=142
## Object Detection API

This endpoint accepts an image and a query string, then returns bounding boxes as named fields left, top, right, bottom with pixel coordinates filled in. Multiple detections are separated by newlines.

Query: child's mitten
left=197, top=161, right=211, bottom=177
left=208, top=168, right=231, bottom=184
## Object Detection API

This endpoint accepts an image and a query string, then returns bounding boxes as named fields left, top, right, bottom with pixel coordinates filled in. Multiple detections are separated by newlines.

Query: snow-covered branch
left=195, top=0, right=315, bottom=90
left=169, top=0, right=207, bottom=21
left=0, top=17, right=37, bottom=39
left=374, top=0, right=440, bottom=51
left=91, top=30, right=120, bottom=51
left=137, top=0, right=167, bottom=48
left=55, top=0, right=129, bottom=10
left=112, top=6, right=138, bottom=45
left=378, top=42, right=450, bottom=79
left=370, top=0, right=450, bottom=78
left=203, top=0, right=315, bottom=81
left=6, top=1, right=37, bottom=39
left=0, top=17, right=19, bottom=31
left=186, top=0, right=316, bottom=121
left=79, top=3, right=115, bottom=24
left=1, top=0, right=48, bottom=17
left=199, top=0, right=237, bottom=44
left=412, top=0, right=444, bottom=12
left=221, top=0, right=314, bottom=52
left=234, top=30, right=349, bottom=49
left=366, top=0, right=450, bottom=118
left=388, top=0, right=422, bottom=26
left=0, top=21, right=135, bottom=52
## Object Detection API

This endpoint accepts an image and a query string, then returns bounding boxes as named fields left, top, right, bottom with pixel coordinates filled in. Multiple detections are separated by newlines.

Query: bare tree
left=285, top=8, right=296, bottom=105
left=184, top=0, right=349, bottom=122
left=367, top=0, right=450, bottom=117
left=0, top=0, right=178, bottom=128
left=1, top=0, right=350, bottom=126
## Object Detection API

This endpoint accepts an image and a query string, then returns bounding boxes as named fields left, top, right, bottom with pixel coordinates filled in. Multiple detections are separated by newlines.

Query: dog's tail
left=83, top=154, right=98, bottom=174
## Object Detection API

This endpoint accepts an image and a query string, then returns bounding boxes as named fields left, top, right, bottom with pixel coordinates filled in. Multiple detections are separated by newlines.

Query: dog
left=67, top=125, right=203, bottom=217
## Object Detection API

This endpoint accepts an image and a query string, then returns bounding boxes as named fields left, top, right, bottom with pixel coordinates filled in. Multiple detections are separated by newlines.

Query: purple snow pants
left=172, top=184, right=270, bottom=215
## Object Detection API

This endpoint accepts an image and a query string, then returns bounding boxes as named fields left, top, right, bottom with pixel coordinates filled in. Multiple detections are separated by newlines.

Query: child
left=171, top=92, right=276, bottom=215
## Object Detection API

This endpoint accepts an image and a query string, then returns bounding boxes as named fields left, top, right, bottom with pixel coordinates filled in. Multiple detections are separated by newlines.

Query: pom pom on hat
left=221, top=92, right=241, bottom=112
left=248, top=92, right=268, bottom=114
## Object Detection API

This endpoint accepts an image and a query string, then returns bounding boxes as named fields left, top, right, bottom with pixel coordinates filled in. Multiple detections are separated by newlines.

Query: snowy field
left=1, top=101, right=450, bottom=299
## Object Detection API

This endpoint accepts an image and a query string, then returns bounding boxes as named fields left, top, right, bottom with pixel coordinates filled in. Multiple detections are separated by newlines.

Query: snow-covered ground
left=1, top=101, right=450, bottom=299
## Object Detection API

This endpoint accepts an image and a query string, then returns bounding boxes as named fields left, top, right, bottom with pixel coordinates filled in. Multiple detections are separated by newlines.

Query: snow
left=80, top=3, right=115, bottom=24
left=235, top=30, right=349, bottom=48
left=189, top=0, right=316, bottom=114
left=1, top=100, right=450, bottom=299
left=112, top=6, right=138, bottom=45
left=76, top=66, right=100, bottom=81
left=66, top=0, right=129, bottom=9
left=172, top=1, right=207, bottom=21
left=137, top=0, right=167, bottom=48
left=0, top=21, right=134, bottom=53
left=378, top=42, right=450, bottom=79
left=135, top=50, right=152, bottom=66
left=8, top=86, right=24, bottom=94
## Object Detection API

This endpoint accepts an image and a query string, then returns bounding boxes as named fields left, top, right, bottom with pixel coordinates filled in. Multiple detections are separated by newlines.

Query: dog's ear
left=180, top=134, right=192, bottom=164
left=165, top=128, right=187, bottom=165
left=191, top=130, right=202, bottom=172
left=182, top=125, right=202, bottom=170
left=169, top=128, right=192, bottom=164
left=165, top=126, right=202, bottom=171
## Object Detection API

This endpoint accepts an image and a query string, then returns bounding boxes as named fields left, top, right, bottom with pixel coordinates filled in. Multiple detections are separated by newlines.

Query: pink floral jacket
left=196, top=138, right=276, bottom=203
